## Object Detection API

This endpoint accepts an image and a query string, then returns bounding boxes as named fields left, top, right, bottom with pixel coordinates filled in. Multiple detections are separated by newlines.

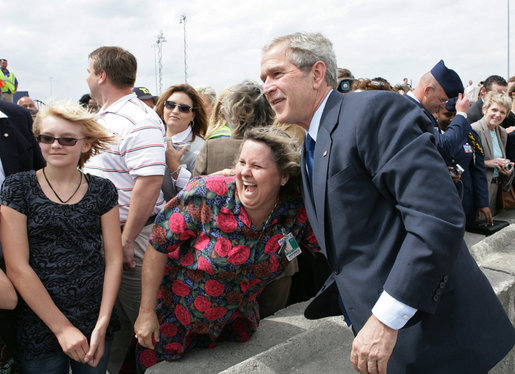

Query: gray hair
left=263, top=32, right=337, bottom=88
left=221, top=80, right=275, bottom=138
left=483, top=92, right=513, bottom=112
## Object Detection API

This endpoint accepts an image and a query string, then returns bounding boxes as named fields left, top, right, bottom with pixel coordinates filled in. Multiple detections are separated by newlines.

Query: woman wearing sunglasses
left=155, top=84, right=208, bottom=201
left=0, top=102, right=122, bottom=372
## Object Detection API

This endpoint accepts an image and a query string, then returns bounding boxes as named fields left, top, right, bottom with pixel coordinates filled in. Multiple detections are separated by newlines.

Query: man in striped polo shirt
left=84, top=46, right=166, bottom=373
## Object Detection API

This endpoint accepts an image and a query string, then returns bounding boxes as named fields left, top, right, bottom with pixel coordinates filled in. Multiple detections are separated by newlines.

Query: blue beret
left=431, top=60, right=464, bottom=98
left=445, top=97, right=457, bottom=112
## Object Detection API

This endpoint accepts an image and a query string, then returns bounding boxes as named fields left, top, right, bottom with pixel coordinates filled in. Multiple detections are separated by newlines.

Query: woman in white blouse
left=155, top=84, right=208, bottom=201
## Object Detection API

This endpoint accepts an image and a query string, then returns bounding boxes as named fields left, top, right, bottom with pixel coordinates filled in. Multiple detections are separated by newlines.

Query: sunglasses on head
left=164, top=100, right=193, bottom=113
left=36, top=134, right=85, bottom=146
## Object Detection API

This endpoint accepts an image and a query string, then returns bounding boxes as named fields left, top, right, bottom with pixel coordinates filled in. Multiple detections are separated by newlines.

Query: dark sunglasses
left=164, top=101, right=193, bottom=113
left=36, top=134, right=85, bottom=146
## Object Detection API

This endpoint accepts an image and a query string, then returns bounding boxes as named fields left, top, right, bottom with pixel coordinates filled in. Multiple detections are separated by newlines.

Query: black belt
left=120, top=215, right=157, bottom=231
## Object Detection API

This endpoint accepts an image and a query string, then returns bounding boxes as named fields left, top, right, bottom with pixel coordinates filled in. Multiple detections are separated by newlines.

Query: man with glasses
left=84, top=46, right=166, bottom=373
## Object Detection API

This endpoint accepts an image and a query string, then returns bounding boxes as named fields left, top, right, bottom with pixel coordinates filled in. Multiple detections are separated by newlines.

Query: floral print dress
left=135, top=175, right=318, bottom=370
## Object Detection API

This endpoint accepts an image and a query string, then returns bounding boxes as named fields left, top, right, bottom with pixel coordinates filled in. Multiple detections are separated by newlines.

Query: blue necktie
left=305, top=134, right=315, bottom=185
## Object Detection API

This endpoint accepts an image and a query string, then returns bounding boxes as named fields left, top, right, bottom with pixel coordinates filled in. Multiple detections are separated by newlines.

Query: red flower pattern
left=216, top=207, right=237, bottom=233
left=265, top=233, right=283, bottom=254
left=174, top=304, right=191, bottom=325
left=172, top=280, right=190, bottom=297
left=193, top=233, right=210, bottom=251
left=164, top=342, right=183, bottom=354
left=169, top=212, right=186, bottom=234
left=205, top=279, right=225, bottom=297
left=160, top=323, right=178, bottom=337
left=194, top=295, right=211, bottom=312
left=204, top=306, right=228, bottom=321
left=206, top=177, right=228, bottom=196
left=198, top=256, right=214, bottom=275
left=180, top=251, right=194, bottom=266
left=214, top=237, right=232, bottom=257
left=228, top=245, right=250, bottom=265
left=139, top=349, right=157, bottom=367
left=297, top=206, right=308, bottom=223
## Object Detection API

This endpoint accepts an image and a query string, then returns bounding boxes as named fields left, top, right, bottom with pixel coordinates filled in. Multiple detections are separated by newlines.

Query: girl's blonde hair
left=33, top=102, right=113, bottom=168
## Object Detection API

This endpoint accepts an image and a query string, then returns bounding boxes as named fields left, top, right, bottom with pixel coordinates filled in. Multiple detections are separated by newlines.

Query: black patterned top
left=0, top=170, right=119, bottom=359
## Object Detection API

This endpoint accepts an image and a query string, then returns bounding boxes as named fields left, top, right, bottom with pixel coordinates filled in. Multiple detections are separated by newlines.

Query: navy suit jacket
left=302, top=90, right=514, bottom=373
left=0, top=100, right=45, bottom=177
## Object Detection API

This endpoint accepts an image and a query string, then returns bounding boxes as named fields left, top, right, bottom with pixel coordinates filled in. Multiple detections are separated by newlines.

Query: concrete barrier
left=149, top=212, right=515, bottom=374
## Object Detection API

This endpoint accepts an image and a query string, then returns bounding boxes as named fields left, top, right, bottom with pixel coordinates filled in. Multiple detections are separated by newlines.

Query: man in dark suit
left=0, top=100, right=45, bottom=183
left=0, top=99, right=45, bottom=365
left=260, top=32, right=514, bottom=373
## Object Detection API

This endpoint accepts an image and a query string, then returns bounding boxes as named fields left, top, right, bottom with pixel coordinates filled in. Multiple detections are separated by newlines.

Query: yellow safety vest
left=0, top=69, right=16, bottom=93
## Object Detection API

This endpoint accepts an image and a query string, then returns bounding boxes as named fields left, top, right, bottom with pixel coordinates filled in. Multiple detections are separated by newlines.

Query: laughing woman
left=130, top=127, right=318, bottom=372
left=0, top=103, right=122, bottom=373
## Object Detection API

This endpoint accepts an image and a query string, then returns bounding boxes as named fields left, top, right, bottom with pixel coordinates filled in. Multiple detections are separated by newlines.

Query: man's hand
left=455, top=93, right=470, bottom=113
left=448, top=166, right=461, bottom=183
left=478, top=207, right=493, bottom=226
left=121, top=238, right=136, bottom=270
left=350, top=314, right=398, bottom=374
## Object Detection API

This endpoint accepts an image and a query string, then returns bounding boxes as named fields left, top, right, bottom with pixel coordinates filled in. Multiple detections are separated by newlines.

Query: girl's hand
left=84, top=325, right=106, bottom=367
left=56, top=325, right=90, bottom=363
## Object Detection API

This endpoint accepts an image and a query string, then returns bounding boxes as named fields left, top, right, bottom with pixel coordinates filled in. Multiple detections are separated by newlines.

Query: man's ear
left=98, top=70, right=107, bottom=85
left=312, top=61, right=327, bottom=89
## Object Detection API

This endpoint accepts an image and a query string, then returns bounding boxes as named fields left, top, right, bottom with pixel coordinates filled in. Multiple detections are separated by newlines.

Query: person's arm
left=192, top=142, right=208, bottom=177
left=121, top=175, right=163, bottom=269
left=84, top=206, right=122, bottom=367
left=1, top=206, right=90, bottom=363
left=133, top=244, right=167, bottom=349
left=0, top=268, right=17, bottom=309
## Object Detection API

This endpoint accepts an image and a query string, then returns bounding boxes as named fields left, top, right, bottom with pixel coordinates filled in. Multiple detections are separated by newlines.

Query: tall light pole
left=180, top=14, right=188, bottom=83
left=508, top=0, right=511, bottom=78
left=153, top=43, right=158, bottom=96
left=155, top=31, right=166, bottom=96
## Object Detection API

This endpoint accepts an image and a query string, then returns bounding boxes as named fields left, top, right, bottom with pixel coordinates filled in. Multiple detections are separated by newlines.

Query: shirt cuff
left=456, top=111, right=467, bottom=119
left=174, top=166, right=191, bottom=189
left=372, top=291, right=417, bottom=330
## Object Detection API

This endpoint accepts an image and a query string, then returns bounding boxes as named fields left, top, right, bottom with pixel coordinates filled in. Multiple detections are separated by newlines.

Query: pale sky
left=3, top=0, right=514, bottom=103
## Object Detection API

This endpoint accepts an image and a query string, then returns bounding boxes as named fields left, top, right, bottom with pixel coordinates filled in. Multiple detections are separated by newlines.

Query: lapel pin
left=323, top=150, right=327, bottom=157
left=3, top=133, right=8, bottom=138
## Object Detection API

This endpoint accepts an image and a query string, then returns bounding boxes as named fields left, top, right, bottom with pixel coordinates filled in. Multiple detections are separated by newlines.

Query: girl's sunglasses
left=164, top=101, right=193, bottom=113
left=36, top=135, right=85, bottom=146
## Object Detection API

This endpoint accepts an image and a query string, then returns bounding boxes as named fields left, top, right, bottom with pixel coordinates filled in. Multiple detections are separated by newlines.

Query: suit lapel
left=310, top=91, right=343, bottom=254
left=301, top=144, right=317, bottom=220
left=480, top=119, right=494, bottom=159
left=0, top=117, right=19, bottom=176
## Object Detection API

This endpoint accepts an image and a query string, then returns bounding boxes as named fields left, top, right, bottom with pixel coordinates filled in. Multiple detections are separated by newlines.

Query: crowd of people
left=0, top=32, right=514, bottom=374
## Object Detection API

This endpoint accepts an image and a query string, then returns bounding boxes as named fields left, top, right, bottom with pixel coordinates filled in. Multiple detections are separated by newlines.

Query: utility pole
left=180, top=14, right=188, bottom=83
left=155, top=31, right=166, bottom=95
left=153, top=43, right=158, bottom=96
left=508, top=0, right=511, bottom=78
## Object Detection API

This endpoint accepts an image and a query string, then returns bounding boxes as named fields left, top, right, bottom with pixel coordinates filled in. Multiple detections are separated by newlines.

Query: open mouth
left=243, top=181, right=257, bottom=193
